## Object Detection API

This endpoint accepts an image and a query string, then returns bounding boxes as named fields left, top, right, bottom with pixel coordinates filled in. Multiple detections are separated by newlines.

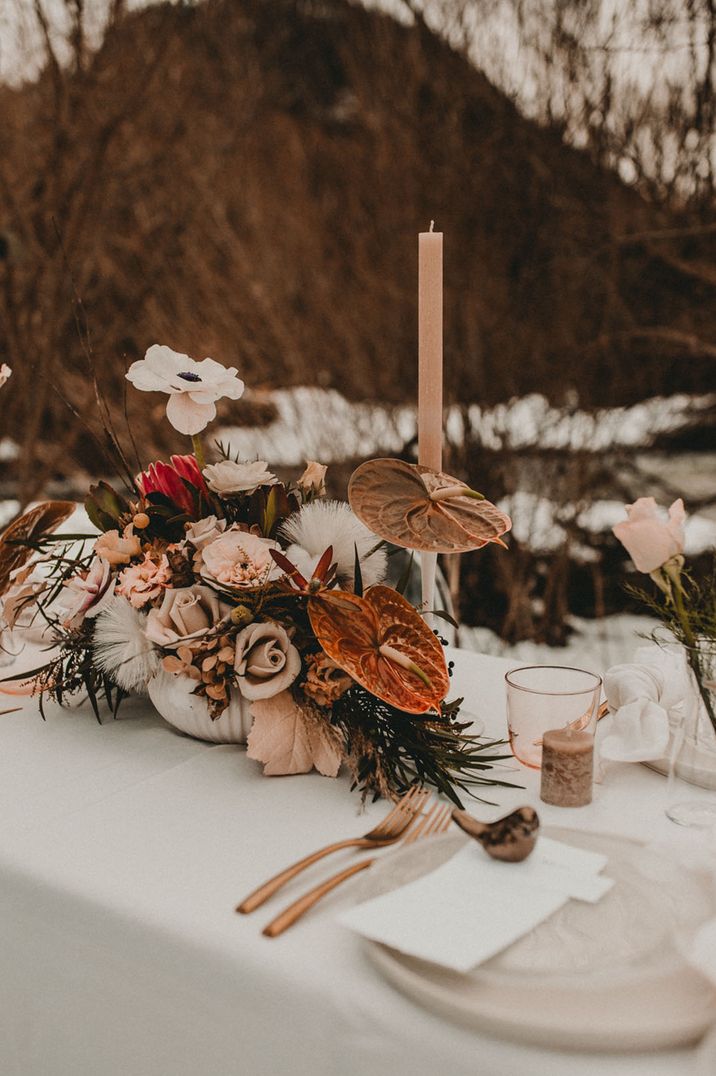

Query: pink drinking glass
left=505, top=665, right=602, bottom=769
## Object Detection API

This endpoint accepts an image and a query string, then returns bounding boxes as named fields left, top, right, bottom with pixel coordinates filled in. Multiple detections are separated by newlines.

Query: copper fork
left=236, top=785, right=429, bottom=914
left=262, top=800, right=453, bottom=937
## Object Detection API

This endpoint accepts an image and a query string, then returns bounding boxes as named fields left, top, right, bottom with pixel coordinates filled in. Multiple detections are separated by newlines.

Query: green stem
left=671, top=575, right=696, bottom=649
left=668, top=569, right=716, bottom=735
left=191, top=434, right=205, bottom=470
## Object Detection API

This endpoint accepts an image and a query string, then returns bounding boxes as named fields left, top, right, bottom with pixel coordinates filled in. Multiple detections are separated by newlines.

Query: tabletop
left=0, top=646, right=712, bottom=1076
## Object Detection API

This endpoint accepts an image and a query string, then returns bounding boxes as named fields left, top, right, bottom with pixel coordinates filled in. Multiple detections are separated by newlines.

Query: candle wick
left=429, top=220, right=435, bottom=232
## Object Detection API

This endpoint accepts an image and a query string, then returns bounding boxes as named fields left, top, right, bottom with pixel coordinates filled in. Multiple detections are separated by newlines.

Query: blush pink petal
left=165, top=394, right=217, bottom=436
left=612, top=497, right=686, bottom=573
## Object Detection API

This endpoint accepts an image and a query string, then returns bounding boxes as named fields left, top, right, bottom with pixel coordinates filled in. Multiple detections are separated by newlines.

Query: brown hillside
left=0, top=0, right=714, bottom=496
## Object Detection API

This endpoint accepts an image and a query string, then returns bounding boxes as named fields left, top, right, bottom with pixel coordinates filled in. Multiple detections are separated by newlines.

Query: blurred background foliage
left=0, top=0, right=714, bottom=650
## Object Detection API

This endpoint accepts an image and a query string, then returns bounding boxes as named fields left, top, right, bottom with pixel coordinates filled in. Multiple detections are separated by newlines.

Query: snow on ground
left=458, top=613, right=659, bottom=676
left=217, top=387, right=715, bottom=464
left=0, top=501, right=19, bottom=529
left=462, top=393, right=715, bottom=452
left=501, top=491, right=716, bottom=555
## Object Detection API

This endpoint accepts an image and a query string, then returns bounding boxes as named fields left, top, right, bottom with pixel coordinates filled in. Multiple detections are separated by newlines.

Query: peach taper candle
left=418, top=222, right=443, bottom=616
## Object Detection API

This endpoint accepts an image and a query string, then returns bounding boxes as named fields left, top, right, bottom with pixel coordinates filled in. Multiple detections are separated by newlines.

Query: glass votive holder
left=505, top=665, right=603, bottom=769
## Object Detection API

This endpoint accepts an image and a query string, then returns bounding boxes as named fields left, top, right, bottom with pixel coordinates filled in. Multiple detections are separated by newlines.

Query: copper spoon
left=451, top=806, right=540, bottom=862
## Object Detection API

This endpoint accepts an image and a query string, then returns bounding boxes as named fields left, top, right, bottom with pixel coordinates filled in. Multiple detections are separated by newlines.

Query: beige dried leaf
left=0, top=501, right=75, bottom=596
left=247, top=690, right=342, bottom=777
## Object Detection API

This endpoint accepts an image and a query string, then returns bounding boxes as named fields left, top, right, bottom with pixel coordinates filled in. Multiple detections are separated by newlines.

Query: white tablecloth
left=0, top=648, right=711, bottom=1076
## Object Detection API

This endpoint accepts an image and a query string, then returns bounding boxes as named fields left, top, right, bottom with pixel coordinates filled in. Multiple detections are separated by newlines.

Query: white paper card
left=339, top=838, right=613, bottom=973
left=510, top=836, right=613, bottom=903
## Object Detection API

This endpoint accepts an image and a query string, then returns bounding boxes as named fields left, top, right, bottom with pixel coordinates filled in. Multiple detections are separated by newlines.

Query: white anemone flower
left=93, top=597, right=160, bottom=693
left=280, top=501, right=386, bottom=589
left=203, top=459, right=277, bottom=495
left=125, top=345, right=245, bottom=435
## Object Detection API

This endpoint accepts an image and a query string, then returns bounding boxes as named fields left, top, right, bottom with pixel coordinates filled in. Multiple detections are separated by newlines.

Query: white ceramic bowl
left=148, top=670, right=251, bottom=744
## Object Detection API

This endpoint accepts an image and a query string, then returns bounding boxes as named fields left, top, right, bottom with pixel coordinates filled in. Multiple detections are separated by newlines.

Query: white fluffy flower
left=0, top=364, right=12, bottom=388
left=203, top=459, right=277, bottom=495
left=126, top=345, right=245, bottom=435
left=280, top=501, right=386, bottom=589
left=92, top=597, right=160, bottom=693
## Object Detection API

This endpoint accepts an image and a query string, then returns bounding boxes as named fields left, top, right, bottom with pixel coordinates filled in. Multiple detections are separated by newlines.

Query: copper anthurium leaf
left=0, top=501, right=75, bottom=596
left=308, top=584, right=449, bottom=713
left=348, top=457, right=512, bottom=554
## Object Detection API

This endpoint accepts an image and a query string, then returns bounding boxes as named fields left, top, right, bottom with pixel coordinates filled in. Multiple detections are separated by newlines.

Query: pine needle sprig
left=331, top=685, right=519, bottom=807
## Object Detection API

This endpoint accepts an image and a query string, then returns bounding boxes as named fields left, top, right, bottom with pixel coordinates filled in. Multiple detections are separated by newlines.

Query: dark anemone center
left=178, top=371, right=202, bottom=382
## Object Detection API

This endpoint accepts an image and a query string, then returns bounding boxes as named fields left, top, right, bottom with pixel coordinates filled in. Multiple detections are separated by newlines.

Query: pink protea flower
left=137, top=454, right=209, bottom=517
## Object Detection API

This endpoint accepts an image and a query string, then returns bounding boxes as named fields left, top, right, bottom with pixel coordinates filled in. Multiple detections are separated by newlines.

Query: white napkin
left=339, top=837, right=613, bottom=974
left=601, top=645, right=690, bottom=762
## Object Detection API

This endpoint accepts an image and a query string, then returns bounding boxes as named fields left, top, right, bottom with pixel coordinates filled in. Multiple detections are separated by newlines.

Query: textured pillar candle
left=540, top=728, right=594, bottom=807
left=418, top=223, right=443, bottom=615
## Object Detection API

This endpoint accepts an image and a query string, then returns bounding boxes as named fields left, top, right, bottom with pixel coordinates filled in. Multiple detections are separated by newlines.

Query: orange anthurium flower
left=308, top=584, right=449, bottom=713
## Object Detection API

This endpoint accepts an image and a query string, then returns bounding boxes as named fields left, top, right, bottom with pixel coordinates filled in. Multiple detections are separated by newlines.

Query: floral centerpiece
left=0, top=346, right=514, bottom=805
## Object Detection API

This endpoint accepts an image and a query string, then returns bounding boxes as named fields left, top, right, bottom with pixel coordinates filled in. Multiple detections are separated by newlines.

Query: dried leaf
left=248, top=690, right=342, bottom=777
left=0, top=501, right=75, bottom=596
left=162, top=655, right=184, bottom=674
left=205, top=683, right=227, bottom=700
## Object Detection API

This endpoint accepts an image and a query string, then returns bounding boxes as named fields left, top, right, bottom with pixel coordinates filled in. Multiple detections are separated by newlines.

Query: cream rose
left=145, top=585, right=229, bottom=648
left=203, top=459, right=277, bottom=496
left=297, top=460, right=327, bottom=496
left=234, top=621, right=301, bottom=700
left=185, top=515, right=226, bottom=550
left=94, top=529, right=142, bottom=566
left=199, top=528, right=281, bottom=590
left=612, top=497, right=686, bottom=574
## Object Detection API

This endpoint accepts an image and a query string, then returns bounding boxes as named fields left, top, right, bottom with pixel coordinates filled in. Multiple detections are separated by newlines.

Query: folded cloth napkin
left=601, top=645, right=690, bottom=763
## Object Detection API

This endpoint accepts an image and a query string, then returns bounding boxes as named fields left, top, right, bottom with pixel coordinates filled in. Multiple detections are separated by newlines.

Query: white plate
left=358, top=827, right=716, bottom=1052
